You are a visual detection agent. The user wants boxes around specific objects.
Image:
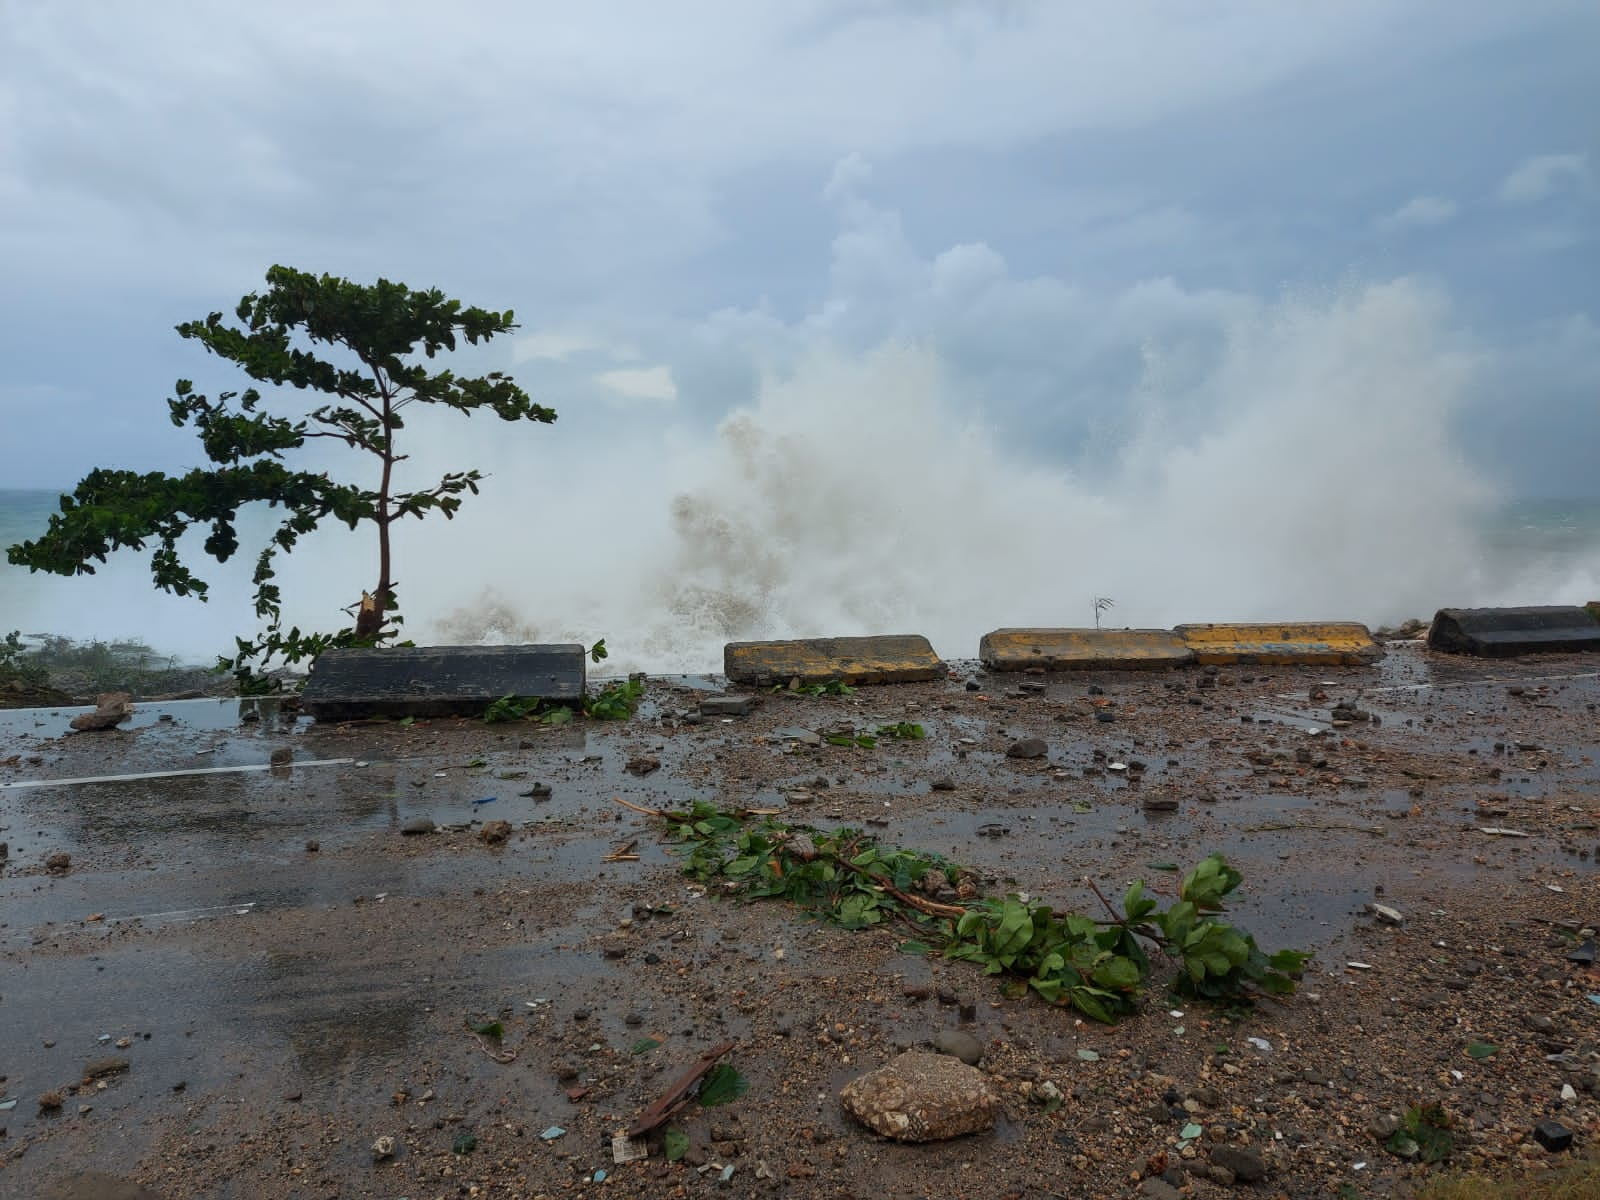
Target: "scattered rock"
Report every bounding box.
[304,839,319,852]
[400,817,435,836]
[478,820,512,845]
[1142,796,1180,813]
[38,1090,63,1112]
[1369,1112,1402,1140]
[1138,1180,1182,1200]
[371,1134,396,1160]
[83,1056,130,1080]
[930,777,956,792]
[1005,738,1048,760]
[1535,1120,1573,1153]
[625,755,661,776]
[269,746,293,766]
[1210,1144,1266,1182]
[70,692,133,732]
[839,1051,999,1142]
[701,695,756,717]
[932,1029,983,1066]
[45,851,71,873]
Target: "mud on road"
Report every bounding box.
[1,643,1598,1199]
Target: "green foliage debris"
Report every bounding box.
[653,801,1309,1023]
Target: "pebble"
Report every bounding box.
[1005,738,1048,759]
[932,1029,984,1066]
[1210,1145,1265,1182]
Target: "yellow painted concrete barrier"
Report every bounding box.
[979,628,1194,671]
[1174,622,1382,666]
[724,635,945,687]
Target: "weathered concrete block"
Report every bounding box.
[724,635,944,687]
[1427,607,1600,657]
[300,644,585,720]
[979,628,1193,671]
[1175,622,1382,666]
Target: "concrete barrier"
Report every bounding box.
[979,628,1194,671]
[301,644,586,719]
[1174,622,1382,666]
[1426,607,1600,657]
[724,635,944,687]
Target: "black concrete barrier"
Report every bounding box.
[300,644,586,719]
[1426,607,1600,657]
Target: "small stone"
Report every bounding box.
[478,820,512,844]
[1138,1180,1182,1200]
[1534,1120,1573,1153]
[38,1091,63,1112]
[1005,738,1048,760]
[83,1057,130,1080]
[1369,1112,1401,1140]
[700,695,755,717]
[45,851,71,873]
[1142,796,1180,812]
[372,1134,397,1160]
[400,817,435,835]
[930,778,956,792]
[838,1051,999,1142]
[625,756,661,776]
[932,1029,984,1066]
[269,746,293,766]
[305,840,320,852]
[1210,1145,1266,1182]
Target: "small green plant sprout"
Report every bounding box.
[1387,1102,1454,1164]
[773,678,856,697]
[483,677,644,724]
[876,722,925,740]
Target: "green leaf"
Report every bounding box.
[663,1126,689,1162]
[451,1131,477,1154]
[472,1021,503,1040]
[630,1037,662,1055]
[1465,1041,1498,1060]
[898,940,934,957]
[698,1064,749,1108]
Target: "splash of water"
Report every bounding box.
[7,280,1595,671]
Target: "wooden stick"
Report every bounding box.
[611,795,665,817]
[627,1040,737,1138]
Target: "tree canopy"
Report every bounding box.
[7,265,554,684]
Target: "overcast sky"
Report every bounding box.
[2,0,1596,496]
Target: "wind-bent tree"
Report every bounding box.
[7,266,555,685]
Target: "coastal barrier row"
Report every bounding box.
[299,607,1600,717]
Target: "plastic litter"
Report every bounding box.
[541,1126,566,1141]
[473,796,497,806]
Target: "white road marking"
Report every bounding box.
[0,757,358,790]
